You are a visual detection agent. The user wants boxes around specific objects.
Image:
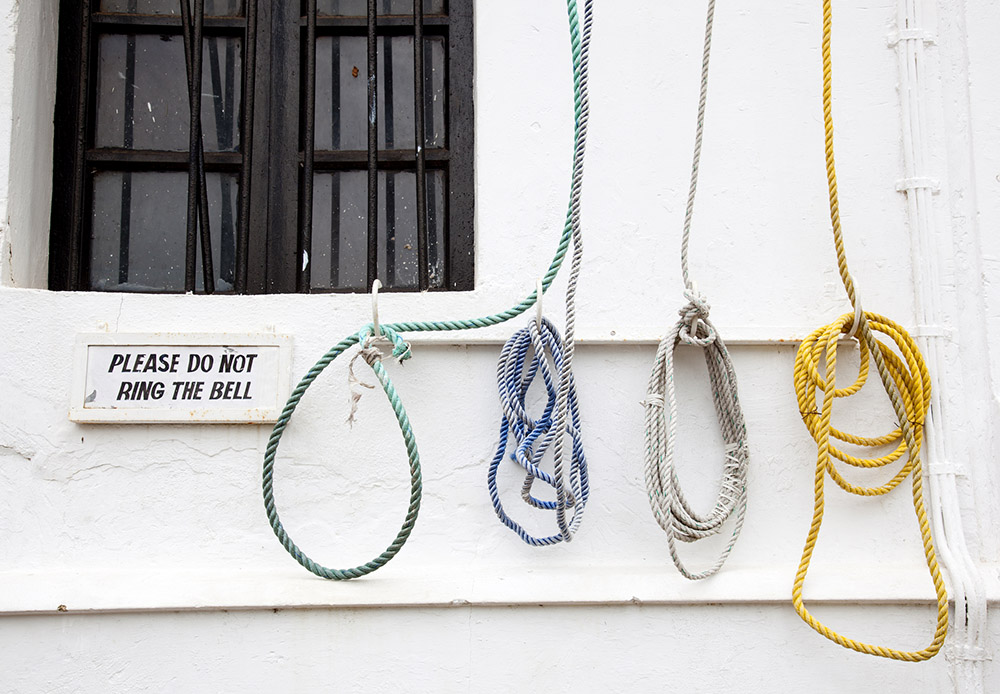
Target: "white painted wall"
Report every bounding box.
[0,0,997,691]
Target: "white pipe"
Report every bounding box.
[894,1,988,690]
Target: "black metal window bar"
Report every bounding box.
[299,0,472,293]
[49,0,472,294]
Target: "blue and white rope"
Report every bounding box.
[488,318,589,545]
[486,0,593,545]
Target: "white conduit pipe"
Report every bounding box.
[893,1,988,690]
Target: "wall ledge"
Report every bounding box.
[2,564,997,616]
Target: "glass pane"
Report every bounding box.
[310,170,444,290]
[195,173,240,292]
[315,1,445,16]
[95,34,243,152]
[310,171,368,290]
[376,170,445,289]
[89,171,238,292]
[420,37,446,149]
[90,171,187,291]
[314,37,367,151]
[314,35,445,151]
[100,0,246,17]
[425,169,446,288]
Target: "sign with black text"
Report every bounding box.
[71,334,292,423]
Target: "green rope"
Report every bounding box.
[262,0,593,579]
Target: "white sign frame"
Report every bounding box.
[70,333,293,424]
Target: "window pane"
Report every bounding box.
[100,0,246,17]
[421,37,447,149]
[310,170,444,290]
[314,35,445,151]
[95,34,243,152]
[310,171,368,290]
[315,1,445,16]
[377,170,445,289]
[424,169,446,288]
[195,173,240,292]
[90,171,238,292]
[90,172,187,291]
[314,37,366,152]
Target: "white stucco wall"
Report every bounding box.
[1,1,998,692]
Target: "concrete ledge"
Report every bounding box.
[3,564,997,615]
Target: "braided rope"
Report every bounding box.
[789,0,948,660]
[644,291,748,579]
[262,0,593,579]
[643,0,750,580]
[546,0,592,542]
[484,0,593,544]
[488,318,589,545]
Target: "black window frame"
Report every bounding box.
[48,0,475,294]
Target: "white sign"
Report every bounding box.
[70,334,292,423]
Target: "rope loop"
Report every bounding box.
[262,332,422,580]
[643,0,749,581]
[488,317,589,546]
[789,0,949,660]
[792,311,946,659]
[644,303,749,580]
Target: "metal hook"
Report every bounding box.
[536,278,544,329]
[847,301,863,340]
[371,279,382,338]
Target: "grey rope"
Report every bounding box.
[643,0,750,580]
[680,0,713,292]
[549,0,592,539]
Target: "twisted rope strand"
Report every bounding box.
[488,318,589,545]
[488,1,593,544]
[262,0,593,579]
[790,0,948,661]
[549,0,592,540]
[643,0,750,580]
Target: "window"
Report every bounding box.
[48,0,474,294]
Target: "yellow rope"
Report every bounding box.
[790,0,949,661]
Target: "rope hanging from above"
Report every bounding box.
[487,0,592,543]
[790,0,947,661]
[261,0,594,579]
[642,0,750,580]
[488,318,589,545]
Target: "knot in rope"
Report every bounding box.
[641,393,665,409]
[677,289,716,346]
[346,333,411,427]
[358,343,383,367]
[359,324,412,363]
[488,317,589,546]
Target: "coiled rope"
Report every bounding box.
[789,0,948,660]
[488,318,589,545]
[262,0,593,579]
[642,0,750,580]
